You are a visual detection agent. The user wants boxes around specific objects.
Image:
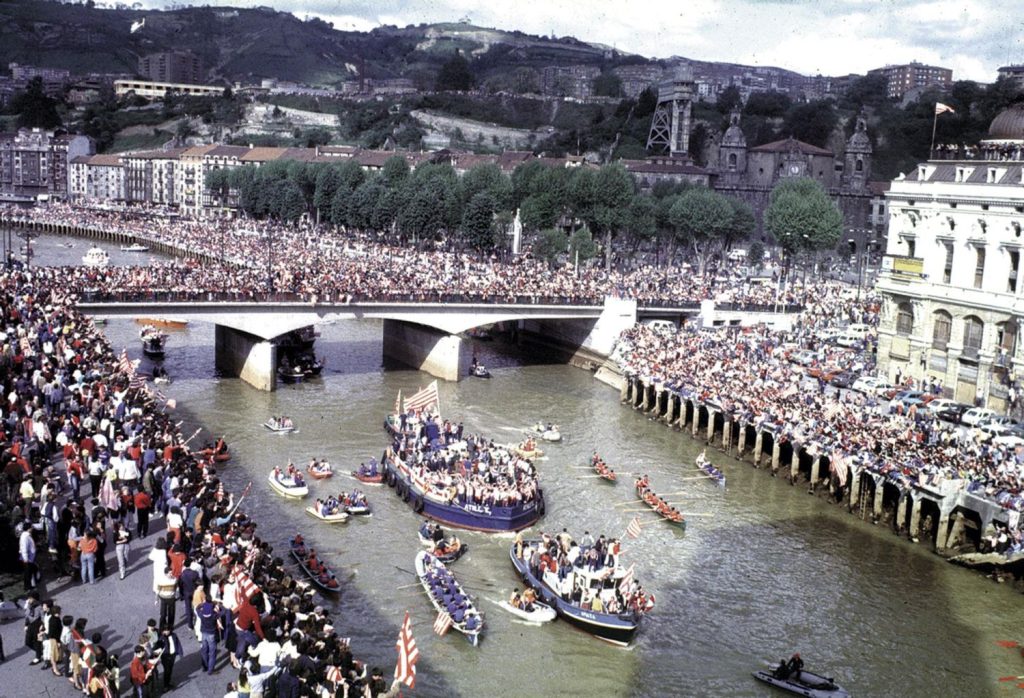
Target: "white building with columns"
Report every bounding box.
[875,103,1024,413]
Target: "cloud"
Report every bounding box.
[140,0,1011,81]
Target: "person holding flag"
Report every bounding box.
[931,102,956,154]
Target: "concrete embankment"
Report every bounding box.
[615,375,1012,567]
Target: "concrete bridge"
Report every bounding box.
[78,297,640,390]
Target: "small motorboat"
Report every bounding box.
[527,423,561,442]
[82,246,109,268]
[290,536,341,593]
[120,242,149,252]
[305,503,349,524]
[278,364,305,383]
[344,501,372,517]
[470,364,491,379]
[268,469,309,499]
[415,551,483,646]
[140,326,168,358]
[497,599,557,624]
[351,469,384,485]
[752,668,849,698]
[510,441,544,461]
[306,462,334,480]
[417,522,465,562]
[264,417,296,433]
[696,450,726,487]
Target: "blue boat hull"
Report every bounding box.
[382,458,544,533]
[508,544,639,646]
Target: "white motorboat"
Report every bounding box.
[82,246,109,268]
[120,242,149,252]
[268,471,308,499]
[497,599,557,624]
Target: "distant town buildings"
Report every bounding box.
[997,65,1024,92]
[115,79,226,100]
[875,103,1024,413]
[138,51,204,84]
[0,128,93,201]
[8,63,70,84]
[867,62,952,99]
[541,65,600,100]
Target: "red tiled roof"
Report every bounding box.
[749,137,833,156]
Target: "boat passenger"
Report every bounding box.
[773,659,790,679]
[509,589,521,608]
[786,653,803,677]
[465,614,479,631]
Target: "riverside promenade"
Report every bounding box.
[1,514,233,698]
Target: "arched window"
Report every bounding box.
[855,158,863,172]
[896,303,914,336]
[728,153,737,170]
[963,316,984,358]
[932,310,952,350]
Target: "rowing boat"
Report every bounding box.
[306,465,334,480]
[268,471,308,499]
[695,451,726,487]
[264,419,296,433]
[752,669,850,698]
[634,480,686,529]
[351,470,383,485]
[305,505,349,524]
[415,550,483,646]
[289,536,341,593]
[134,317,188,330]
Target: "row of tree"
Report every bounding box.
[206,155,842,268]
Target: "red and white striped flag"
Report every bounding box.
[130,374,147,390]
[433,609,453,637]
[405,381,439,413]
[626,516,643,540]
[935,102,955,115]
[394,611,419,689]
[830,453,849,488]
[118,349,135,376]
[617,563,635,595]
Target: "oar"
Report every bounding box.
[677,512,715,517]
[577,475,611,480]
[997,640,1020,648]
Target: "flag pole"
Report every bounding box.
[930,109,939,159]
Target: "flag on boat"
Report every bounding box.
[935,102,955,115]
[830,453,849,487]
[617,563,635,595]
[394,610,419,689]
[394,389,402,414]
[433,610,453,637]
[405,381,439,413]
[626,516,643,540]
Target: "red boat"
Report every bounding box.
[306,461,334,480]
[592,455,617,483]
[351,470,383,485]
[633,478,686,529]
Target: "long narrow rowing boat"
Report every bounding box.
[415,551,483,646]
[289,536,341,593]
[634,480,686,529]
[695,452,726,487]
[134,317,188,330]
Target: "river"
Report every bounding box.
[19,232,1024,697]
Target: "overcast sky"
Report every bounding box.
[142,0,1022,82]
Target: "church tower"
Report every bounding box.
[842,115,872,191]
[717,109,747,184]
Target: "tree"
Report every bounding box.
[272,179,306,223]
[765,177,843,258]
[313,165,344,220]
[329,186,352,226]
[743,91,791,118]
[590,164,636,271]
[747,241,765,269]
[533,228,568,266]
[783,100,837,147]
[688,122,711,166]
[206,168,233,210]
[12,77,62,129]
[461,191,500,252]
[511,160,548,207]
[381,156,410,188]
[568,226,599,265]
[668,187,735,274]
[435,51,474,92]
[348,180,383,230]
[626,194,657,251]
[715,85,742,114]
[725,197,756,249]
[519,193,558,232]
[460,163,511,210]
[593,72,623,98]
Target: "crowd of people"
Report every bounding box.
[613,282,1024,549]
[1,268,400,696]
[1,203,800,308]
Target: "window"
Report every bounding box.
[728,153,737,170]
[963,316,984,358]
[997,321,1017,354]
[855,159,863,172]
[906,238,916,257]
[896,303,914,336]
[932,311,952,350]
[1010,250,1020,293]
[943,242,954,283]
[975,247,986,289]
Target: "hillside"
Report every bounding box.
[0,1,633,88]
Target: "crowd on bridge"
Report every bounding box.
[0,267,400,696]
[2,203,801,308]
[613,283,1024,550]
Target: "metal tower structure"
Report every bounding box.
[646,67,695,156]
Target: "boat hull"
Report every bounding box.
[351,471,383,485]
[289,539,340,593]
[508,545,639,646]
[268,473,308,499]
[414,551,482,646]
[497,600,556,623]
[383,458,543,533]
[752,670,849,698]
[305,466,333,480]
[305,506,348,524]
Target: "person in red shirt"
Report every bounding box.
[134,489,152,538]
[129,645,159,697]
[167,543,186,579]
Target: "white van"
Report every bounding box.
[836,323,871,347]
[642,319,677,335]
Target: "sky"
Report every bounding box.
[142,0,1023,82]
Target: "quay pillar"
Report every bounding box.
[639,382,650,411]
[872,476,885,521]
[943,512,966,551]
[753,431,764,467]
[215,324,277,392]
[691,403,700,437]
[381,319,471,382]
[896,493,909,535]
[908,496,922,541]
[650,388,664,416]
[848,470,861,512]
[706,409,716,443]
[620,377,629,404]
[771,439,781,474]
[722,419,732,453]
[810,455,824,491]
[663,393,677,425]
[737,422,748,457]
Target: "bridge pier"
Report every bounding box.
[382,319,471,382]
[215,324,277,391]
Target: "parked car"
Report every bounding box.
[962,407,998,427]
[926,398,960,414]
[888,390,929,410]
[851,376,883,393]
[829,370,855,389]
[978,415,1019,437]
[815,328,844,344]
[790,349,818,366]
[993,426,1024,447]
[936,403,972,424]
